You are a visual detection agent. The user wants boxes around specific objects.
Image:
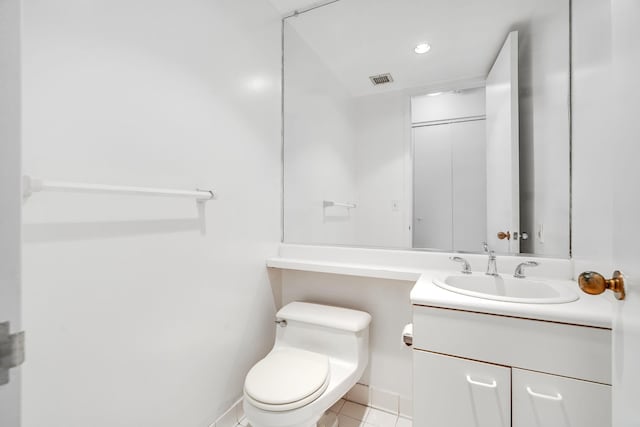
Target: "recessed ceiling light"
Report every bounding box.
[414,43,431,54]
[427,92,443,97]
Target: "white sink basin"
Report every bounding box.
[433,273,579,304]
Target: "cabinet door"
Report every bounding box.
[513,368,611,427]
[414,350,511,427]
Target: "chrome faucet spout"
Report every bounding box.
[486,251,499,276]
[481,242,499,276]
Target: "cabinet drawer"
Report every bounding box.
[513,368,611,427]
[413,305,611,384]
[414,350,511,427]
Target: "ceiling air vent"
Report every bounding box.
[369,73,394,86]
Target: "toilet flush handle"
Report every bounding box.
[275,319,288,327]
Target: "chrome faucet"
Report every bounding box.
[450,256,471,274]
[482,242,499,276]
[514,261,539,278]
[486,252,498,276]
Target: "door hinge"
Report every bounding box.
[0,322,25,386]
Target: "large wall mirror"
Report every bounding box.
[283,0,570,257]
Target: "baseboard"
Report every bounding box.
[210,397,245,427]
[345,383,412,419]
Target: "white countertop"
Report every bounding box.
[268,244,612,329]
[410,270,613,329]
[266,257,422,281]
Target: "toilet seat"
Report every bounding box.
[244,348,331,412]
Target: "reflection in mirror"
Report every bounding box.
[283,0,570,257]
[412,88,488,253]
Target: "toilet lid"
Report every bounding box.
[244,348,330,411]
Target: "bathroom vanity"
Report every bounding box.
[411,272,612,427]
[267,244,614,425]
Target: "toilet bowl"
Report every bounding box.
[243,302,372,427]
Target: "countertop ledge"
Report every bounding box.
[267,256,613,329]
[266,257,422,281]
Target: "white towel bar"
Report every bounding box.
[323,200,356,209]
[22,176,215,202]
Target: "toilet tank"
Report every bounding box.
[274,302,371,367]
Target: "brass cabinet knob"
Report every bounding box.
[497,231,511,240]
[578,270,626,300]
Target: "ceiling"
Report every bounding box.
[280,0,567,97]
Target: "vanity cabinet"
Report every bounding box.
[412,305,612,427]
[414,350,511,427]
[512,368,611,427]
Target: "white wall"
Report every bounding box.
[353,92,411,248]
[283,22,357,246]
[20,1,282,426]
[0,0,22,425]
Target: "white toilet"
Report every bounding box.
[243,302,372,427]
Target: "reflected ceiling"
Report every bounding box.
[280,0,554,96]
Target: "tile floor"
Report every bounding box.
[236,399,412,427]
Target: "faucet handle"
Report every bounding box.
[482,241,489,253]
[450,256,472,274]
[514,261,539,278]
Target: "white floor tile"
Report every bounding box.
[329,398,346,413]
[235,398,406,427]
[346,383,370,406]
[395,416,412,427]
[365,408,397,427]
[318,411,338,427]
[338,414,373,427]
[340,401,370,421]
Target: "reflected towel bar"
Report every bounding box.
[22,176,215,202]
[323,200,356,209]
